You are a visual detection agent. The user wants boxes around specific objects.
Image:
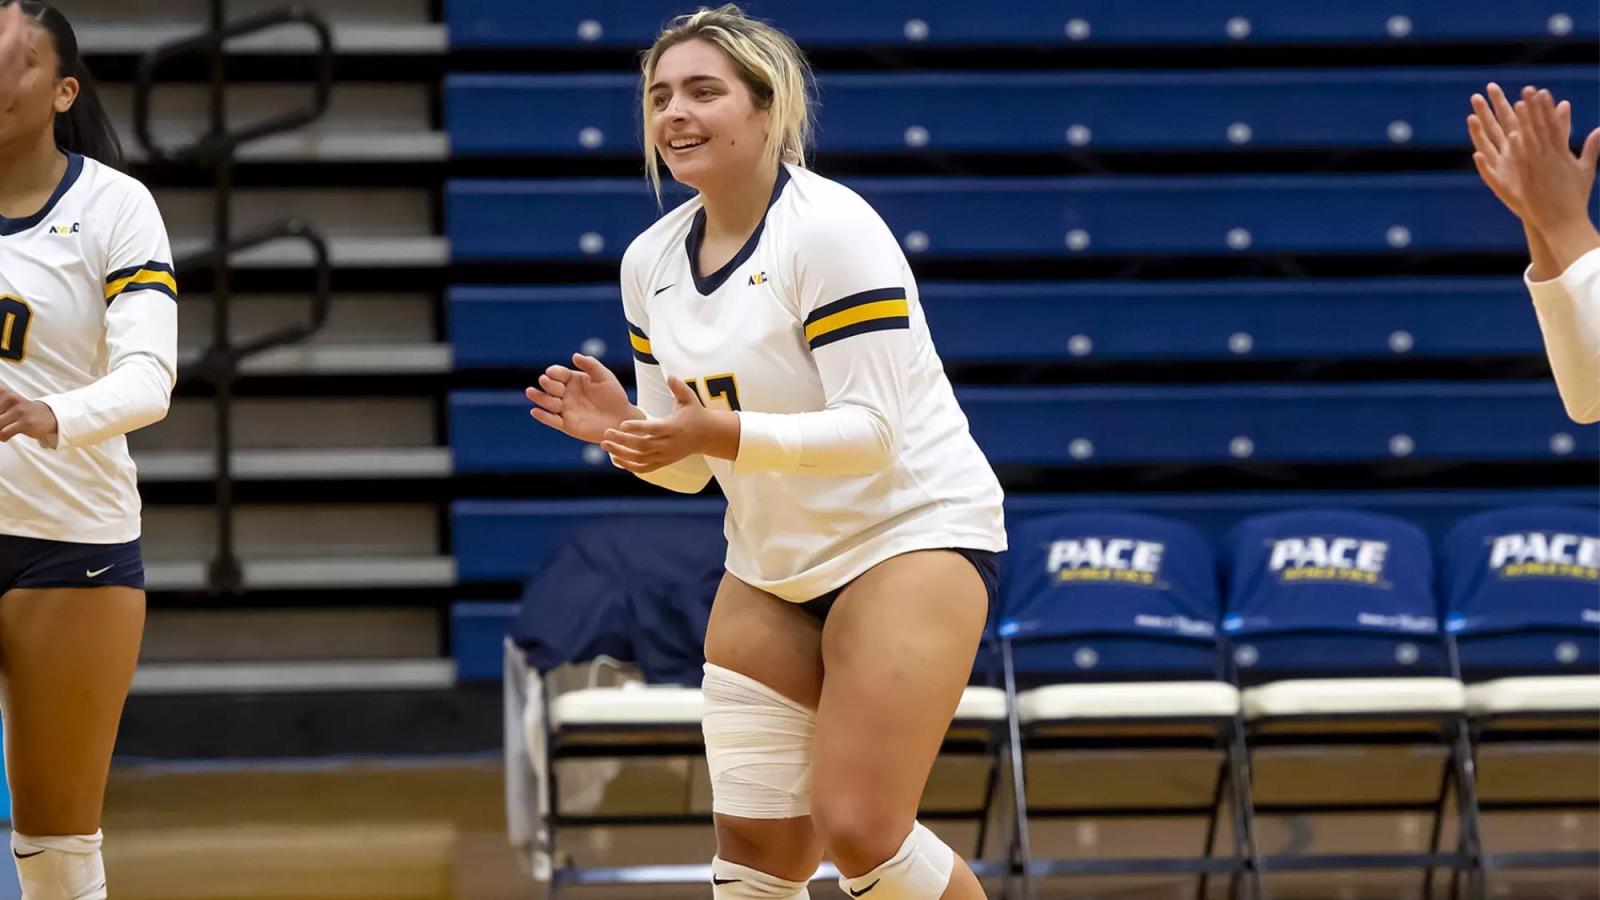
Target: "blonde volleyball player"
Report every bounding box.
[1467,83,1600,423]
[0,4,178,897]
[526,6,1004,898]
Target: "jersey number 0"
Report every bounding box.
[0,296,31,364]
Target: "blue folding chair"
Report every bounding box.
[998,512,1260,899]
[1441,506,1600,878]
[1222,510,1483,898]
[1444,506,1600,685]
[504,516,724,896]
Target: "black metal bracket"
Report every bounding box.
[133,1,336,596]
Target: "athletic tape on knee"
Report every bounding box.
[711,855,812,899]
[701,662,815,819]
[11,830,108,900]
[837,822,954,900]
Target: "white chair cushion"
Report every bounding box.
[549,684,705,729]
[1019,681,1240,723]
[1242,677,1464,720]
[1465,675,1600,716]
[954,686,1007,721]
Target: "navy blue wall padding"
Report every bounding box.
[1222,510,1437,638]
[449,0,1597,48]
[447,279,1545,369]
[446,174,1521,262]
[447,68,1595,156]
[512,516,725,685]
[1441,506,1600,636]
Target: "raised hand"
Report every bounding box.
[1507,88,1600,235]
[1468,83,1540,219]
[602,376,710,473]
[525,353,638,444]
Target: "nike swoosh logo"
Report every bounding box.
[13,849,43,859]
[711,877,739,885]
[86,565,113,578]
[654,284,676,295]
[849,880,881,897]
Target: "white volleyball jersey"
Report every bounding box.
[619,164,1006,603]
[0,152,178,544]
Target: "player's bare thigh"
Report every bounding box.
[0,585,145,836]
[704,571,824,708]
[812,550,989,892]
[703,572,827,881]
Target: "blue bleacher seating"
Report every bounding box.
[1222,510,1445,679]
[450,381,1590,472]
[448,0,1597,48]
[1000,513,1222,682]
[453,601,519,681]
[1442,506,1600,681]
[447,68,1596,156]
[449,278,1546,368]
[452,491,1600,583]
[447,174,1520,261]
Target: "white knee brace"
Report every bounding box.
[11,830,107,900]
[837,822,954,900]
[701,662,815,820]
[711,855,812,899]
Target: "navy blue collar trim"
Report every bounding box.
[0,152,84,238]
[684,165,791,296]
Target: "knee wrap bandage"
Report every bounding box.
[701,662,816,820]
[837,822,954,900]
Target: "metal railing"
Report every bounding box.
[133,1,336,595]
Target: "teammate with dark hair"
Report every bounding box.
[0,3,178,896]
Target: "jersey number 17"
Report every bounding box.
[685,374,741,411]
[0,296,31,364]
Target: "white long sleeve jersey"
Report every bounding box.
[0,152,178,543]
[1526,248,1600,425]
[619,164,1006,602]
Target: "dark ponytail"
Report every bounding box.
[21,2,123,169]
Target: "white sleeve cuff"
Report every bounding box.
[1527,248,1600,308]
[35,393,80,449]
[734,411,805,472]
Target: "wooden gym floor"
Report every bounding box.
[75,755,1598,900]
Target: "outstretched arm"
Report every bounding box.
[1497,88,1600,424]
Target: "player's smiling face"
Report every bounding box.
[647,38,771,192]
[0,23,78,154]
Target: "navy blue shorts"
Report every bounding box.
[799,548,1001,623]
[0,534,146,594]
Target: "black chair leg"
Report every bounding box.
[1421,751,1453,899]
[1196,754,1229,900]
[1000,641,1034,900]
[1226,719,1265,900]
[1450,717,1487,900]
[975,732,1003,861]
